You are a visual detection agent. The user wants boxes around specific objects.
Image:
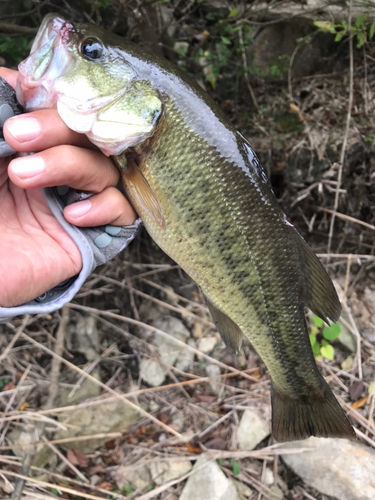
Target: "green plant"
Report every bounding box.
[123,484,133,495]
[0,36,31,63]
[309,316,341,361]
[314,14,375,48]
[230,458,241,475]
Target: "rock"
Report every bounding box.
[179,453,240,500]
[175,338,195,372]
[59,368,102,407]
[332,282,356,352]
[140,358,166,387]
[7,427,52,468]
[282,437,375,500]
[362,328,375,344]
[113,463,151,491]
[237,410,270,450]
[171,410,185,431]
[197,336,217,354]
[232,479,253,499]
[153,316,190,366]
[269,485,283,499]
[206,364,221,395]
[149,459,192,485]
[263,468,274,486]
[56,399,141,453]
[337,316,357,353]
[341,355,353,371]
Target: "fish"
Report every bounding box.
[17,14,355,441]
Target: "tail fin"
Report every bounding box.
[271,380,355,442]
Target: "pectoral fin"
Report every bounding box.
[121,157,166,230]
[204,295,243,353]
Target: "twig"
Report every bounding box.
[0,315,29,364]
[47,442,88,483]
[320,207,375,232]
[239,27,258,109]
[19,332,184,439]
[10,309,69,500]
[0,432,123,451]
[1,471,126,500]
[66,303,260,383]
[0,22,37,34]
[327,0,354,256]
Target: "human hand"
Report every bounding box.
[0,67,137,308]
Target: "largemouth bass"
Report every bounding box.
[17,14,354,441]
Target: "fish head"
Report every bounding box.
[17,14,163,155]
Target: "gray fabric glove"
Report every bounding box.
[0,76,141,320]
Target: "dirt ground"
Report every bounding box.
[1,1,375,499]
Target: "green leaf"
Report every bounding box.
[230,458,241,475]
[335,31,346,42]
[356,32,367,48]
[312,316,324,328]
[309,334,317,346]
[218,459,224,466]
[221,36,231,45]
[370,20,375,39]
[355,14,368,28]
[341,20,348,30]
[228,8,239,18]
[0,378,10,389]
[123,484,133,495]
[322,323,341,341]
[320,343,334,360]
[50,489,59,496]
[312,341,321,358]
[314,21,335,33]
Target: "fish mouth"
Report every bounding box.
[17,14,73,109]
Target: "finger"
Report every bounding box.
[0,68,18,89]
[64,187,137,227]
[4,109,95,152]
[8,145,120,192]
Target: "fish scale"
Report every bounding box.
[17,14,355,441]
[135,101,321,395]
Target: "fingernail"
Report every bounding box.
[11,155,45,178]
[65,200,92,218]
[6,116,41,143]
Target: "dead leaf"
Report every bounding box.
[349,381,364,402]
[105,440,116,450]
[184,443,201,454]
[351,396,368,409]
[158,413,169,424]
[196,394,217,403]
[289,103,300,114]
[203,437,226,450]
[3,382,15,392]
[19,403,29,411]
[98,482,113,491]
[66,449,88,467]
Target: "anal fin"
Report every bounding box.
[204,295,243,353]
[289,226,341,323]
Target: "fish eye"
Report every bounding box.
[80,38,103,61]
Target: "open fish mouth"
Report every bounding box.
[17,14,73,110]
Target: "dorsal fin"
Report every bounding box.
[288,225,341,323]
[204,294,243,353]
